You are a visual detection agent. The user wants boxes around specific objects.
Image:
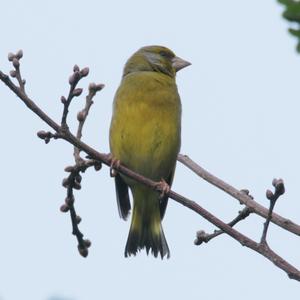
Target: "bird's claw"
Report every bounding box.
[109,154,121,177]
[156,179,170,199]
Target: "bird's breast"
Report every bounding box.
[110,72,181,181]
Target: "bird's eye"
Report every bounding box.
[160,51,169,58]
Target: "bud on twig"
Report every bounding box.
[62,178,69,188]
[77,111,85,122]
[9,70,16,78]
[194,230,209,245]
[84,239,92,248]
[75,174,82,183]
[12,58,20,68]
[73,181,81,190]
[16,49,23,59]
[61,96,67,104]
[275,178,285,196]
[72,88,83,97]
[266,189,274,200]
[89,82,105,93]
[73,64,80,72]
[272,178,278,187]
[37,130,48,139]
[78,245,88,258]
[64,165,75,172]
[94,162,102,171]
[8,52,15,61]
[80,67,89,77]
[60,204,69,213]
[69,71,80,85]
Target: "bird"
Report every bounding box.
[109,45,190,258]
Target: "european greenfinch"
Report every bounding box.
[109,45,190,258]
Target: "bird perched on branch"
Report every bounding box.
[109,45,190,258]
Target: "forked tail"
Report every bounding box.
[124,188,170,258]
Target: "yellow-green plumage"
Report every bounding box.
[109,45,190,258]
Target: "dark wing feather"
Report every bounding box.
[115,173,131,220]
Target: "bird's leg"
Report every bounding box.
[107,153,121,177]
[155,178,170,199]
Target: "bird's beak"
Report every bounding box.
[172,56,191,72]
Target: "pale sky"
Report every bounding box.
[1,0,300,299]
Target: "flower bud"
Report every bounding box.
[73,181,81,190]
[275,179,285,196]
[37,130,48,139]
[89,82,105,92]
[16,50,23,59]
[266,189,274,200]
[12,58,20,68]
[78,245,88,258]
[64,165,75,172]
[80,67,89,77]
[62,178,69,188]
[69,71,80,85]
[73,64,80,72]
[8,52,15,61]
[61,96,67,104]
[60,204,69,213]
[272,178,278,187]
[84,239,92,248]
[75,174,82,183]
[77,111,85,122]
[72,88,83,97]
[9,70,16,78]
[94,162,102,171]
[76,215,82,224]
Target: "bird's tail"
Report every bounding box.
[125,187,170,259]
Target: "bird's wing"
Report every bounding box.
[159,167,175,220]
[115,173,131,220]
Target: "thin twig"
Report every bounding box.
[8,50,25,92]
[37,130,62,144]
[59,65,104,256]
[195,207,252,245]
[170,189,300,281]
[61,65,89,127]
[74,82,104,163]
[61,160,100,257]
[177,154,300,236]
[261,178,285,244]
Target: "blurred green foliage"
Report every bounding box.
[278,0,300,51]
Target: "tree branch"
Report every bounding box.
[1,51,300,281]
[177,154,300,236]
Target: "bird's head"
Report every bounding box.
[123,45,191,78]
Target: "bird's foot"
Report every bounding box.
[155,179,170,199]
[108,154,121,177]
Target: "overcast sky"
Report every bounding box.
[1,0,300,299]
